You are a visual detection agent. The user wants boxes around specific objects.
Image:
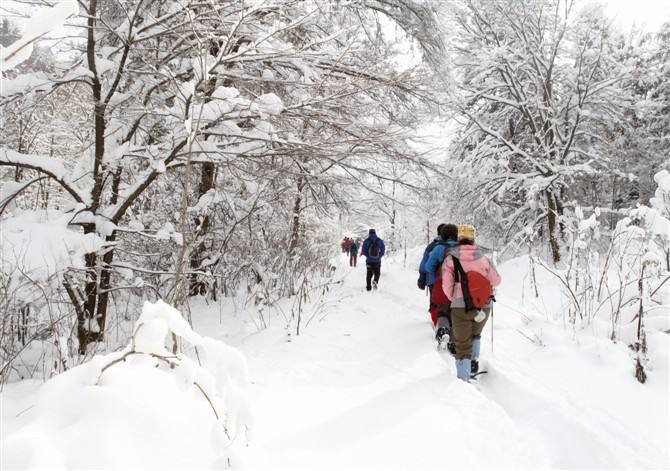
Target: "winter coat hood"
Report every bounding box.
[448,244,486,262]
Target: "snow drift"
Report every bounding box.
[1,300,252,469]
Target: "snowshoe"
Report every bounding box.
[470,370,488,380]
[471,359,479,374]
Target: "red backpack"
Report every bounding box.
[453,257,493,310]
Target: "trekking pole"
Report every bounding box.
[490,303,494,353]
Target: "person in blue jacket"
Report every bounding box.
[417,223,446,291]
[425,223,459,348]
[425,224,459,287]
[361,229,385,291]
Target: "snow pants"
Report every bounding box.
[428,301,451,328]
[429,274,451,327]
[350,253,357,267]
[365,262,381,290]
[450,307,490,359]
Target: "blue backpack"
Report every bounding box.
[417,240,448,290]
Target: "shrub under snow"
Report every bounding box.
[1,300,252,469]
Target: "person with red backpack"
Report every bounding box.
[441,224,501,381]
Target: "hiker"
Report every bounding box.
[417,223,445,293]
[425,224,459,351]
[361,229,385,291]
[342,237,351,254]
[348,239,359,267]
[442,224,501,381]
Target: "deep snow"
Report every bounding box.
[202,251,669,469]
[1,250,668,469]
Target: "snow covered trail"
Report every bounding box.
[2,251,666,469]
[195,252,668,469]
[221,254,544,469]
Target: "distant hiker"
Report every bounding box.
[442,224,501,381]
[342,237,351,254]
[361,229,385,291]
[348,240,359,267]
[426,224,459,351]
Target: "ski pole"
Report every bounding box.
[490,303,494,353]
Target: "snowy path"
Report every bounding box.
[2,252,666,469]
[205,254,668,469]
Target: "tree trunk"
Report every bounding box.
[189,162,216,296]
[545,189,561,264]
[74,0,110,354]
[288,176,305,254]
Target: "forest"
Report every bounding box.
[0,0,668,469]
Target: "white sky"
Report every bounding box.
[604,0,670,31]
[2,0,669,37]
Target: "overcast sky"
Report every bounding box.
[1,0,669,43]
[605,0,670,31]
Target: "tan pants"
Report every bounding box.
[450,307,490,359]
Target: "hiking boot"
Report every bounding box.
[447,342,456,355]
[471,359,479,374]
[372,281,378,290]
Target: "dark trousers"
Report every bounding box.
[366,262,381,290]
[349,254,357,267]
[451,307,490,359]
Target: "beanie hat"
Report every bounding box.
[369,228,376,235]
[458,224,476,242]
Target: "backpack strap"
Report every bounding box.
[452,256,476,311]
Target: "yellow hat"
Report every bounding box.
[458,224,476,242]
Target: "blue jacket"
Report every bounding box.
[419,237,443,275]
[361,234,385,263]
[425,239,458,286]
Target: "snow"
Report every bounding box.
[0,210,107,282]
[256,93,284,116]
[1,300,251,469]
[0,1,78,72]
[213,86,240,100]
[1,149,69,182]
[0,149,87,203]
[192,251,666,469]
[1,252,667,469]
[0,180,24,214]
[655,169,670,193]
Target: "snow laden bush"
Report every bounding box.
[531,170,670,383]
[1,300,252,469]
[0,208,107,383]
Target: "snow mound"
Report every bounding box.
[1,300,252,469]
[256,93,284,115]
